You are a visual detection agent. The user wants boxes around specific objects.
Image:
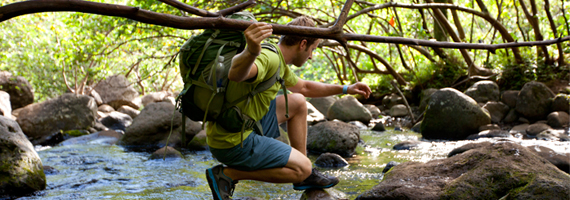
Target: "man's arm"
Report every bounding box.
[228,23,273,82]
[288,78,372,99]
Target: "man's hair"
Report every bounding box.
[279,16,318,49]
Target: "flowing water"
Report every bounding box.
[17,128,570,200]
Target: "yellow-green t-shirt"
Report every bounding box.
[206,44,299,149]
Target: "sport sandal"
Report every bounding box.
[293,168,339,190]
[206,164,238,200]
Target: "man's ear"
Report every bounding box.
[299,39,307,51]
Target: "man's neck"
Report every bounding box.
[278,43,295,65]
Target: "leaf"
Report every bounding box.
[389,16,395,27]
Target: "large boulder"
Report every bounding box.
[307,121,360,157]
[420,88,491,140]
[527,145,570,174]
[0,71,34,110]
[99,111,133,132]
[501,90,519,108]
[16,93,97,145]
[308,96,338,117]
[0,91,11,119]
[482,101,510,123]
[516,81,555,121]
[0,116,46,198]
[363,104,381,118]
[327,96,372,125]
[117,105,140,119]
[141,91,173,107]
[464,80,500,103]
[356,142,570,200]
[118,102,201,151]
[93,75,139,110]
[389,104,408,117]
[419,88,438,112]
[547,111,569,129]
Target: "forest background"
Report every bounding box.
[1,0,568,104]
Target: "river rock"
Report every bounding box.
[356,142,570,200]
[509,123,529,135]
[420,88,491,140]
[149,146,183,160]
[527,145,570,174]
[389,104,408,117]
[300,188,348,200]
[478,124,500,132]
[119,102,201,151]
[59,130,123,146]
[117,105,140,119]
[526,123,552,136]
[364,104,381,118]
[551,94,569,112]
[0,71,34,110]
[0,116,46,198]
[306,101,325,125]
[16,93,97,145]
[93,75,139,110]
[327,96,372,125]
[382,93,405,109]
[501,90,519,108]
[187,130,207,150]
[482,101,510,123]
[466,129,512,140]
[382,161,400,173]
[516,81,555,121]
[99,111,133,132]
[314,153,349,168]
[88,88,103,106]
[141,91,173,107]
[372,122,386,132]
[536,129,569,141]
[411,121,421,133]
[393,140,423,150]
[308,96,338,117]
[547,111,569,128]
[97,104,115,113]
[464,80,500,103]
[503,109,519,123]
[0,91,11,119]
[419,88,438,112]
[307,121,360,157]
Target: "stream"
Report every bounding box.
[17,128,570,200]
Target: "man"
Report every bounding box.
[206,16,371,200]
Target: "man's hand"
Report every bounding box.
[243,22,273,56]
[347,82,372,99]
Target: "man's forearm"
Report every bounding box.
[298,80,344,98]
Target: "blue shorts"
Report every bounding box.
[209,99,292,171]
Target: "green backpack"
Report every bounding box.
[176,11,289,143]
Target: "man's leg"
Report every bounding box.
[275,93,308,155]
[223,147,311,183]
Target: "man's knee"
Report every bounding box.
[296,156,312,182]
[288,93,307,113]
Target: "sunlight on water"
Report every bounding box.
[18,128,570,200]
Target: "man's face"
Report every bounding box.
[292,39,320,67]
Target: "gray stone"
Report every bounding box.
[59,130,123,146]
[314,152,349,168]
[516,81,555,120]
[89,89,103,106]
[99,111,133,132]
[349,121,368,129]
[187,130,207,151]
[306,101,325,125]
[527,145,570,174]
[536,129,569,141]
[526,123,552,136]
[307,121,360,157]
[482,101,510,123]
[501,90,519,108]
[389,104,408,117]
[364,104,381,118]
[327,96,372,125]
[382,93,405,109]
[119,102,201,150]
[393,140,423,150]
[93,75,139,110]
[466,129,512,140]
[16,94,97,145]
[97,104,115,113]
[356,142,570,200]
[551,94,570,113]
[464,80,500,103]
[0,71,34,110]
[141,91,172,107]
[117,105,140,119]
[372,122,386,132]
[149,146,183,160]
[547,111,569,128]
[308,96,338,117]
[0,116,46,197]
[300,188,348,200]
[478,124,500,132]
[411,121,421,133]
[382,161,400,173]
[420,88,491,140]
[0,91,11,119]
[509,123,529,135]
